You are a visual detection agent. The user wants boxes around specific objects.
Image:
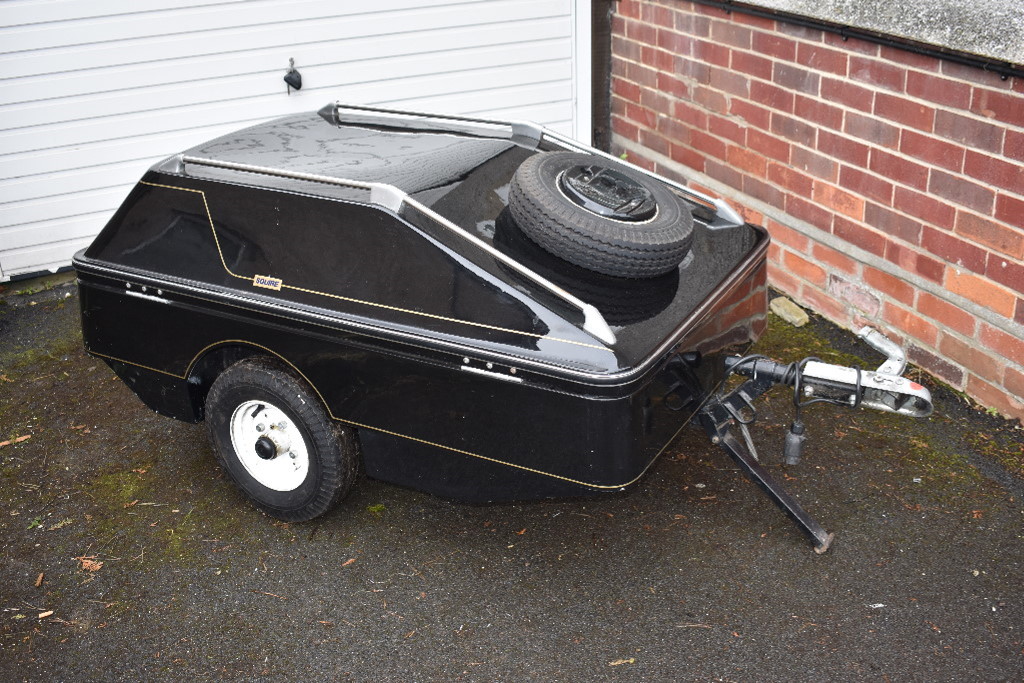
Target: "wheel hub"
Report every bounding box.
[254,435,277,460]
[228,400,309,492]
[559,165,657,222]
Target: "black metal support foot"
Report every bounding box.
[699,399,834,553]
[711,423,833,553]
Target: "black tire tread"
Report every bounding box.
[205,357,358,522]
[508,152,694,278]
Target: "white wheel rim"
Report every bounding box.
[228,400,310,492]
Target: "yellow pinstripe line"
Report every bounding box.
[139,180,604,350]
[334,417,660,490]
[90,350,186,379]
[280,282,588,347]
[93,340,662,491]
[141,181,248,281]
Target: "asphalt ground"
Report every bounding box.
[1,276,1022,681]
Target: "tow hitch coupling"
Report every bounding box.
[699,327,933,554]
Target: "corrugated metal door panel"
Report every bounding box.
[3,215,110,253]
[5,162,161,207]
[0,0,588,280]
[0,0,249,26]
[1,59,572,172]
[0,0,567,79]
[0,18,570,106]
[0,122,263,180]
[0,0,495,53]
[4,188,135,229]
[2,238,96,275]
[2,41,573,131]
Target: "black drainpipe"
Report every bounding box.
[591,0,616,151]
[693,0,1023,81]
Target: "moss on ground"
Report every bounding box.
[754,311,871,369]
[747,309,1011,495]
[86,462,241,569]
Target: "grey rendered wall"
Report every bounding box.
[747,0,1024,65]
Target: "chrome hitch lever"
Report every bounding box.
[800,360,934,418]
[857,326,906,375]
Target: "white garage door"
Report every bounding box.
[0,0,591,280]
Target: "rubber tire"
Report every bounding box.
[492,208,679,326]
[205,357,358,521]
[508,151,694,279]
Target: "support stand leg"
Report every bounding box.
[700,413,834,554]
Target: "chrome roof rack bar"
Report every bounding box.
[318,102,744,227]
[179,154,616,346]
[318,102,544,148]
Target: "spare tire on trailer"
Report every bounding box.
[508,151,694,279]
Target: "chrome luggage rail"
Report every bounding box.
[319,102,746,227]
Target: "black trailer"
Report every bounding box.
[74,104,932,552]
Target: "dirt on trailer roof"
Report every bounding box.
[1,276,1021,680]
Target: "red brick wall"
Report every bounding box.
[610,0,1024,420]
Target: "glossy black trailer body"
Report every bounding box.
[74,109,768,503]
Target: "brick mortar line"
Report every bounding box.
[613,88,965,176]
[611,98,1024,245]
[612,57,1024,153]
[613,134,1024,343]
[615,23,1024,136]
[611,108,1024,252]
[771,238,1023,373]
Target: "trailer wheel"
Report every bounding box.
[205,357,358,521]
[508,151,694,279]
